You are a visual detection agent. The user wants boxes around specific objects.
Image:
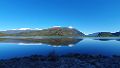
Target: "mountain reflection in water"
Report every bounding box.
[94,39,111,41]
[1,37,120,59]
[0,37,82,46]
[94,38,120,41]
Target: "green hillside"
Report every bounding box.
[15,27,85,36]
[97,32,113,37]
[0,32,6,36]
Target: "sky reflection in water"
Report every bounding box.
[0,37,120,59]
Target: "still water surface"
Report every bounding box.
[0,37,120,59]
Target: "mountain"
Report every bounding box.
[14,27,85,36]
[88,32,113,37]
[97,32,113,37]
[88,32,120,37]
[0,32,6,36]
[1,27,120,37]
[87,32,100,37]
[0,28,42,34]
[112,32,120,37]
[0,30,39,34]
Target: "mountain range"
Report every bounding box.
[88,32,120,37]
[0,27,84,36]
[0,27,120,37]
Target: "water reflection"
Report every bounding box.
[94,39,112,41]
[94,38,120,41]
[116,39,120,41]
[0,38,82,46]
[1,37,120,59]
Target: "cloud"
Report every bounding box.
[11,28,43,30]
[11,28,32,30]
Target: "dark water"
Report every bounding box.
[0,37,120,59]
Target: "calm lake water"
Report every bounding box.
[0,37,120,59]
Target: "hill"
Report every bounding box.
[88,31,120,37]
[0,30,39,34]
[0,32,6,36]
[88,32,113,37]
[112,32,120,37]
[97,32,113,37]
[14,27,85,36]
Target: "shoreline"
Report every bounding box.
[0,53,120,68]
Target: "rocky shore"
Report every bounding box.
[0,53,120,68]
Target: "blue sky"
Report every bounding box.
[0,0,120,34]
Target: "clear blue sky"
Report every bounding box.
[0,0,120,34]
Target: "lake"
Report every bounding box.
[0,37,120,59]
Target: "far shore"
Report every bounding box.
[0,36,120,38]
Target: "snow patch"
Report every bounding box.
[53,26,61,27]
[68,26,73,29]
